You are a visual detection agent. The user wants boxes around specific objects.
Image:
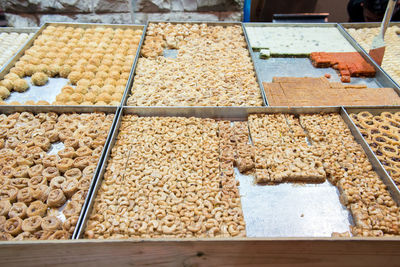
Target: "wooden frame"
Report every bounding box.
[1,238,400,266]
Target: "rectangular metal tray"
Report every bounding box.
[340,22,400,90]
[243,23,400,103]
[121,21,268,107]
[76,106,400,239]
[344,106,400,202]
[0,105,118,240]
[0,22,145,107]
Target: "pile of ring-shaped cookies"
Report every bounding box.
[127,23,263,106]
[0,25,142,105]
[350,111,400,189]
[85,115,246,239]
[0,112,113,240]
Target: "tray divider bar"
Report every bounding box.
[72,106,122,239]
[241,23,268,106]
[75,106,125,238]
[120,23,147,107]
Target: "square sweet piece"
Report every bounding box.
[236,157,255,173]
[255,169,270,183]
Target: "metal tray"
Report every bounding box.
[121,21,268,107]
[0,105,118,240]
[243,23,400,101]
[340,22,400,90]
[76,106,400,238]
[344,106,400,203]
[0,22,145,107]
[0,27,38,72]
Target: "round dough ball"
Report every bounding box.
[111,92,123,102]
[76,79,90,88]
[89,85,101,95]
[116,79,127,87]
[67,71,81,85]
[48,64,60,77]
[84,92,97,103]
[120,72,130,80]
[14,61,25,69]
[4,73,19,81]
[13,79,29,92]
[41,58,52,66]
[85,64,98,73]
[101,59,113,67]
[115,85,125,94]
[94,101,107,106]
[75,85,88,95]
[28,57,40,65]
[0,80,13,91]
[61,85,74,94]
[36,64,50,75]
[97,65,109,73]
[104,78,116,86]
[96,93,112,104]
[23,64,38,76]
[102,85,115,95]
[109,100,120,106]
[55,92,70,103]
[24,100,35,105]
[81,72,95,81]
[0,86,10,99]
[31,72,49,86]
[10,67,25,78]
[36,100,50,105]
[59,65,72,78]
[70,93,84,104]
[8,101,21,105]
[89,78,104,87]
[95,71,108,80]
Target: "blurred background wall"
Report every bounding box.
[1,0,349,26]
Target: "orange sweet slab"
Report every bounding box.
[310,52,376,83]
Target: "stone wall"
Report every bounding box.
[1,0,242,27]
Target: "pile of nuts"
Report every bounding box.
[85,115,246,239]
[0,25,143,105]
[346,26,400,85]
[300,113,400,236]
[127,23,263,106]
[246,112,400,236]
[0,112,113,240]
[249,114,326,184]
